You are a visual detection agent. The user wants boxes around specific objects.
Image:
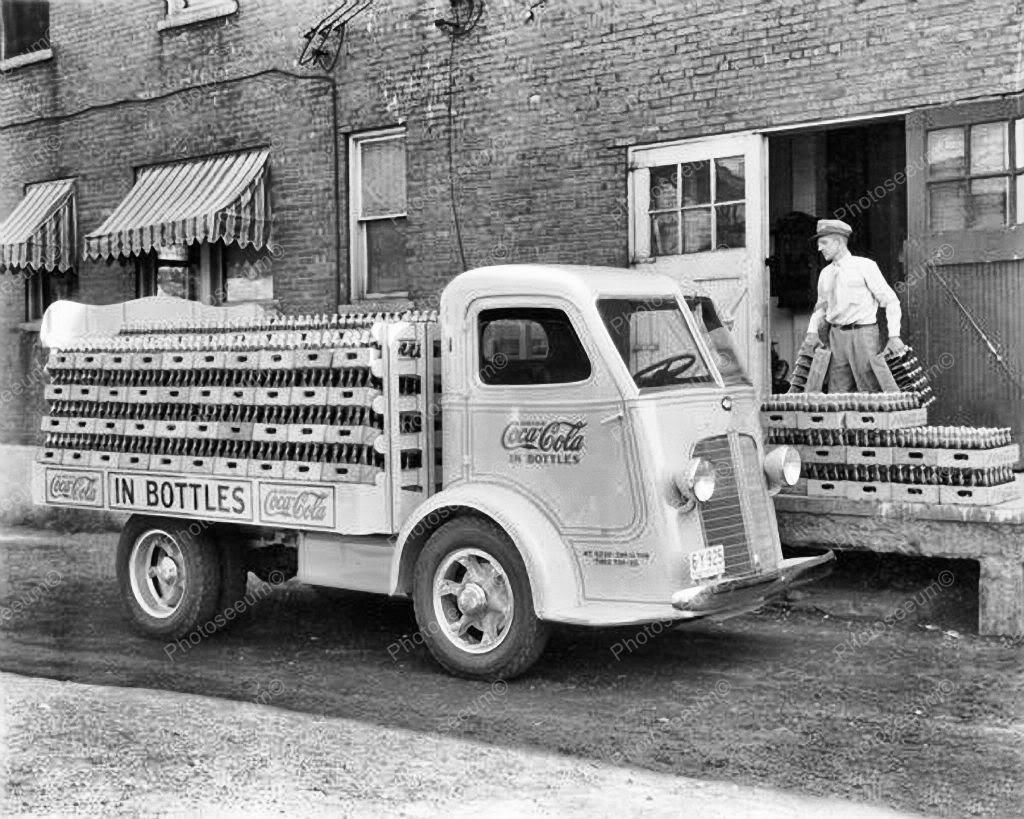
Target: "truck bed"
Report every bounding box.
[33,311,441,536]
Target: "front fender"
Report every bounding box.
[391,483,582,618]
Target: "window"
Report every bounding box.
[138,242,275,305]
[926,121,1022,229]
[158,0,238,31]
[598,298,716,390]
[648,156,746,255]
[0,0,50,67]
[350,129,407,298]
[25,269,75,322]
[478,308,591,386]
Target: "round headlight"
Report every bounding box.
[682,457,716,503]
[765,445,802,488]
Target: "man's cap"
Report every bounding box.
[813,218,852,239]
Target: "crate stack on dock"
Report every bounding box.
[762,392,1020,506]
[38,311,439,492]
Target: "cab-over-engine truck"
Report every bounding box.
[33,264,833,679]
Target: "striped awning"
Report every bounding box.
[0,178,77,273]
[84,148,271,260]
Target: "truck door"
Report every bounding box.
[463,297,643,536]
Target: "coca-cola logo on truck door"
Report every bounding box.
[259,484,336,528]
[501,419,586,465]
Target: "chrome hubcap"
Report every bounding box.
[129,530,186,619]
[433,548,514,654]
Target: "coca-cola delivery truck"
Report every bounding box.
[33,264,832,678]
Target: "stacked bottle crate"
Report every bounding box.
[762,392,1020,506]
[38,311,439,496]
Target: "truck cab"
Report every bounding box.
[394,265,832,676]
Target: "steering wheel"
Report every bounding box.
[634,353,697,386]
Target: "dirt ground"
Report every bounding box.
[0,525,1021,817]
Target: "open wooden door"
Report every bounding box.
[628,133,769,394]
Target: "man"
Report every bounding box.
[804,218,907,392]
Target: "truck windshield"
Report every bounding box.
[597,296,749,390]
[684,295,750,387]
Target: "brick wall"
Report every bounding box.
[0,0,1020,445]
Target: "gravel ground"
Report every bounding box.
[0,671,914,818]
[0,525,1021,817]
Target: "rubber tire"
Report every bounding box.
[412,517,550,680]
[116,515,222,641]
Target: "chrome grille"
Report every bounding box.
[693,434,753,577]
[737,435,780,573]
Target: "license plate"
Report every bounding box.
[689,545,725,580]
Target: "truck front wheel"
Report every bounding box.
[116,516,222,640]
[412,517,549,680]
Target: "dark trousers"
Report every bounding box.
[828,324,882,392]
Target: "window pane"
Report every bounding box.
[1018,174,1024,224]
[649,165,677,210]
[360,137,406,218]
[970,122,1008,175]
[927,128,965,178]
[715,156,745,201]
[969,177,1008,229]
[156,265,197,301]
[929,181,967,231]
[715,203,745,249]
[2,0,49,58]
[1016,121,1024,170]
[681,160,710,206]
[682,208,711,253]
[224,246,274,302]
[478,308,590,386]
[650,212,679,256]
[365,217,407,294]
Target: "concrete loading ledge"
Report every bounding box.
[773,476,1024,636]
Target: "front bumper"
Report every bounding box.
[670,551,835,618]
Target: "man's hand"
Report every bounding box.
[883,336,908,357]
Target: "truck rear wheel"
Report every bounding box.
[412,517,549,680]
[116,516,221,640]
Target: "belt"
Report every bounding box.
[831,322,876,331]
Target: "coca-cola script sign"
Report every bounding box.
[501,419,586,465]
[258,484,336,528]
[46,470,102,506]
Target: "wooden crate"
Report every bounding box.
[939,482,1021,506]
[892,446,939,467]
[760,410,797,429]
[845,408,928,430]
[805,348,832,393]
[847,446,894,466]
[890,483,940,504]
[807,478,846,499]
[796,444,847,464]
[869,353,901,392]
[935,444,1020,469]
[797,411,846,430]
[846,481,892,502]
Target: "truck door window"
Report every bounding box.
[478,308,591,386]
[598,298,715,390]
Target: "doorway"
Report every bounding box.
[765,119,908,379]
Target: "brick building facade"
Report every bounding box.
[1,0,1023,497]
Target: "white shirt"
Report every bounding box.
[806,253,901,337]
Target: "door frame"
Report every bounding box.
[627,131,770,394]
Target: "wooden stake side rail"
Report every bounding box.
[35,315,442,537]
